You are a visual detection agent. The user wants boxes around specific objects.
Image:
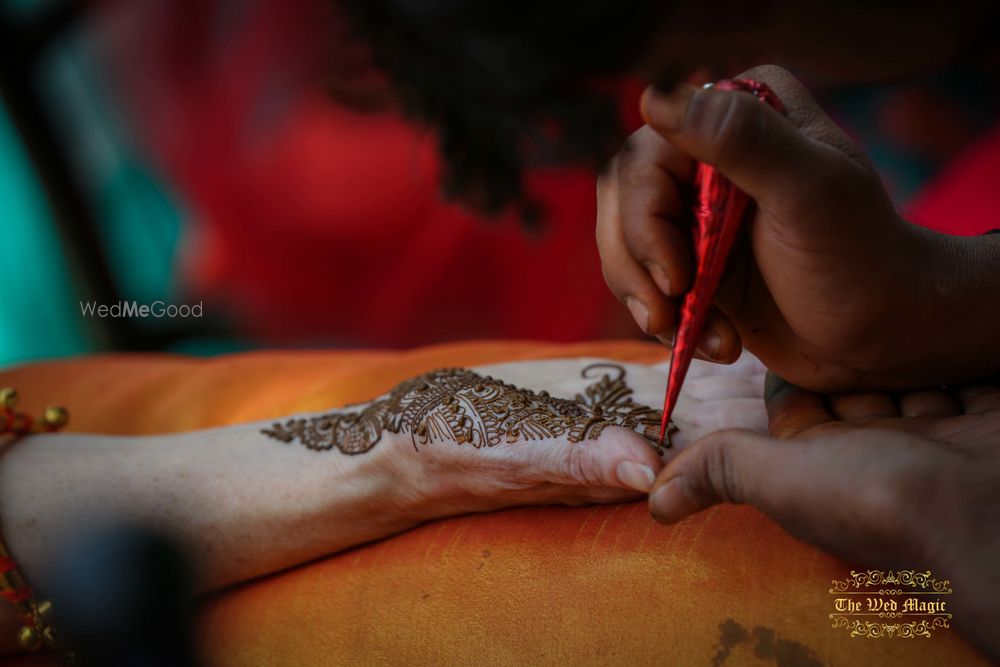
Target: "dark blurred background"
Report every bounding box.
[2,0,998,368]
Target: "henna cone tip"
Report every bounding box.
[657,78,784,448]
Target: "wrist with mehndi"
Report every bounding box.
[320,432,435,531]
[337,430,504,529]
[384,436,514,522]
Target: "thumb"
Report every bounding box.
[648,428,790,523]
[647,426,935,570]
[640,65,864,207]
[527,426,665,492]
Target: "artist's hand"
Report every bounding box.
[597,63,1000,391]
[648,376,1000,659]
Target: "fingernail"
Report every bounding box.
[646,263,673,296]
[649,476,695,524]
[617,460,656,493]
[625,298,650,333]
[655,333,675,349]
[640,84,695,132]
[697,331,722,359]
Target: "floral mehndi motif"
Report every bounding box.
[262,363,671,454]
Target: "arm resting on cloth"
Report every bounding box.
[0,421,417,654]
[3,357,756,655]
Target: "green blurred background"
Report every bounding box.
[0,0,242,368]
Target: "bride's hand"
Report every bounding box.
[329,357,769,518]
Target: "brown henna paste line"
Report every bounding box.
[262,363,674,454]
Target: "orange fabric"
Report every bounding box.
[0,341,987,665]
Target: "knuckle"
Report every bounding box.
[598,259,629,302]
[621,220,665,263]
[684,434,741,506]
[616,200,680,266]
[737,63,793,83]
[618,160,652,193]
[707,436,743,504]
[568,441,598,486]
[688,91,764,167]
[617,147,660,194]
[618,126,673,184]
[620,124,660,160]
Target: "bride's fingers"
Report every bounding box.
[541,426,664,493]
[577,427,665,493]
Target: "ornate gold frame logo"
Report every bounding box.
[829,570,952,638]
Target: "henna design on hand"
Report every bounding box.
[262,363,672,454]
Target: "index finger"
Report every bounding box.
[616,125,696,297]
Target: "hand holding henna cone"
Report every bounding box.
[658,80,786,445]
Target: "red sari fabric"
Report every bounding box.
[908,121,1000,235]
[95,0,642,347]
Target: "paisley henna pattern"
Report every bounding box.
[262,363,671,454]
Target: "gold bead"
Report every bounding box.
[41,625,60,649]
[0,388,17,409]
[35,599,53,620]
[17,625,42,651]
[42,406,68,428]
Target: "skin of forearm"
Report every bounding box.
[0,422,424,655]
[916,230,1000,385]
[860,227,1000,389]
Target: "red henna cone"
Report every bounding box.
[658,79,786,445]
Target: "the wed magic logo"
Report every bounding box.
[79,300,204,319]
[829,570,952,638]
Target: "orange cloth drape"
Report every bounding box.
[0,341,987,665]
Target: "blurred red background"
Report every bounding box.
[94,0,646,348]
